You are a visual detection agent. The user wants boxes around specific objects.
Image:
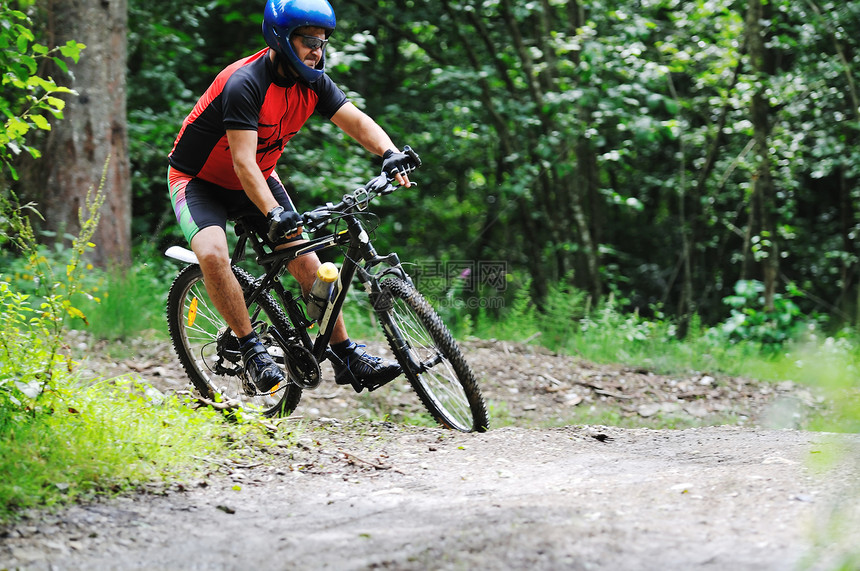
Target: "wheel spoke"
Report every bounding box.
[380,278,487,432]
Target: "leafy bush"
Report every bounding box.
[708,280,815,353]
[0,281,64,428]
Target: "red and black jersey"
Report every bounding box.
[168,48,348,190]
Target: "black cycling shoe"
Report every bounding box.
[332,343,401,392]
[241,341,286,393]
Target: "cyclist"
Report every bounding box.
[167,0,416,394]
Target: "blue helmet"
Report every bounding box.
[262,0,336,83]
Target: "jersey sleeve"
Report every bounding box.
[222,70,264,131]
[312,75,349,119]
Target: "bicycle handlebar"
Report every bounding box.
[301,146,420,232]
[300,175,396,232]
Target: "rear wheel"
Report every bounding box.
[166,264,302,417]
[377,278,488,432]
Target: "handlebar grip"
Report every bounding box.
[403,145,422,169]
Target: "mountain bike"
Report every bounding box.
[165,158,489,432]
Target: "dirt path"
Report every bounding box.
[2,423,858,570]
[1,337,858,569]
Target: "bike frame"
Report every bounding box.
[229,193,410,371]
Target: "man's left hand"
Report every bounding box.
[382,148,420,187]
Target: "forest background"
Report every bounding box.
[3,0,860,344]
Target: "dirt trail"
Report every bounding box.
[1,337,858,570]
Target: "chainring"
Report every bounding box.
[282,343,322,389]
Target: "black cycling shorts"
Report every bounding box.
[168,167,301,246]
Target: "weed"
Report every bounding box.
[486,400,515,427]
[0,169,280,523]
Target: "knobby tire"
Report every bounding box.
[378,278,489,432]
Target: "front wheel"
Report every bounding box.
[377,278,488,432]
[166,264,302,417]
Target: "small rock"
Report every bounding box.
[777,380,795,392]
[638,403,661,417]
[684,403,709,418]
[762,456,796,465]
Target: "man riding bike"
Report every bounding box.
[167,0,417,394]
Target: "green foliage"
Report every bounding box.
[0,188,104,426]
[469,276,540,342]
[120,0,860,332]
[0,4,83,180]
[0,280,64,425]
[709,280,814,353]
[0,185,265,523]
[0,163,106,420]
[0,377,227,519]
[1,164,106,334]
[73,251,177,340]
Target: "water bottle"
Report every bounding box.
[305,262,338,322]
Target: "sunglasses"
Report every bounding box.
[294,34,329,51]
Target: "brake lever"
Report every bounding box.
[403,145,422,168]
[378,181,417,195]
[302,208,332,232]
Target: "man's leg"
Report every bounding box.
[191,226,254,337]
[192,225,285,392]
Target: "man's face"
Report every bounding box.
[291,26,327,70]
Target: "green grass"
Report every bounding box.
[0,250,277,522]
[73,262,174,340]
[0,374,243,520]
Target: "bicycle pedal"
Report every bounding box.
[215,327,242,363]
[334,367,361,392]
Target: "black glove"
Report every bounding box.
[266,206,302,242]
[381,146,421,179]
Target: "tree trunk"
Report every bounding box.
[745,0,778,309]
[26,0,131,268]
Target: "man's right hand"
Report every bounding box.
[267,206,303,242]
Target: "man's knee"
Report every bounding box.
[197,249,230,272]
[191,227,230,270]
[287,252,321,286]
